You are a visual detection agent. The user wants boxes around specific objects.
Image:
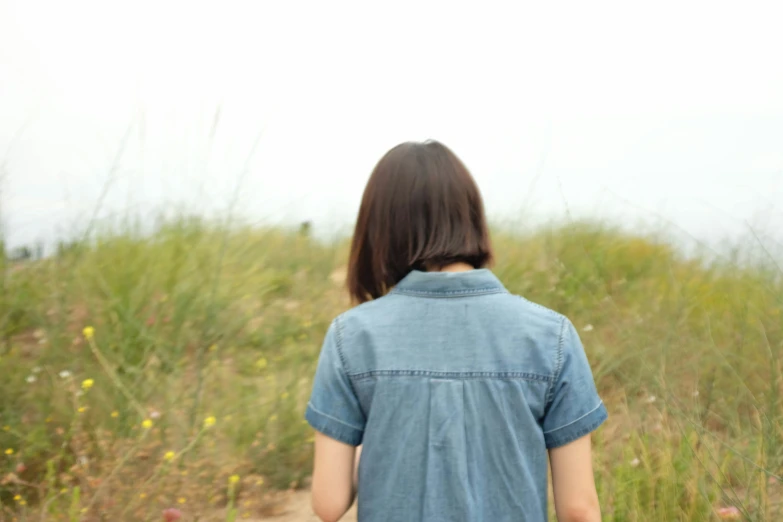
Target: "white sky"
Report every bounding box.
[1,0,782,253]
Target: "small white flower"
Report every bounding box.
[150,410,161,419]
[582,324,594,332]
[59,370,72,379]
[26,375,37,383]
[78,455,89,466]
[630,457,640,467]
[692,389,699,397]
[645,395,656,404]
[32,366,42,374]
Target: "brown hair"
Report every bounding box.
[347,140,493,303]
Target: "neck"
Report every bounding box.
[435,262,474,273]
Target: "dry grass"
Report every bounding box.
[1,218,781,521]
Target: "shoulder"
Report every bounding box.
[499,292,570,336]
[328,292,407,340]
[334,292,406,325]
[334,290,570,339]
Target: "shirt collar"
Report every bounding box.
[391,269,507,297]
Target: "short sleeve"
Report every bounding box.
[305,318,365,446]
[542,317,607,448]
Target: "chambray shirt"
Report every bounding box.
[306,269,607,521]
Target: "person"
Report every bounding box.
[305,140,607,522]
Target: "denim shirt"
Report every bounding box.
[306,269,607,521]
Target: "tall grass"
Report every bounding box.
[0,217,781,520]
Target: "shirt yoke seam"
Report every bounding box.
[391,288,508,298]
[349,370,553,383]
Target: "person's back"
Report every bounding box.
[306,141,606,522]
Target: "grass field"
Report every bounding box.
[1,217,781,521]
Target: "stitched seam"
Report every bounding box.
[390,288,508,298]
[546,409,607,447]
[333,316,350,373]
[306,402,364,432]
[332,315,367,421]
[349,370,552,383]
[543,401,605,434]
[546,316,567,406]
[520,297,565,319]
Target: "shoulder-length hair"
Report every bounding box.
[347,140,493,303]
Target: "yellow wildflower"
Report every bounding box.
[2,425,9,431]
[20,499,27,506]
[255,478,264,486]
[82,326,95,340]
[141,419,153,429]
[177,497,186,504]
[255,358,268,369]
[111,411,119,418]
[81,378,94,390]
[229,474,240,485]
[13,495,21,501]
[5,448,14,455]
[139,493,147,499]
[78,406,87,413]
[164,451,176,462]
[208,344,218,352]
[280,391,290,400]
[203,416,216,428]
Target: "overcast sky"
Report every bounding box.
[1,0,782,253]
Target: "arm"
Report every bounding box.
[312,432,357,522]
[353,445,362,489]
[549,434,601,522]
[306,318,366,521]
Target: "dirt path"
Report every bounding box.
[257,491,357,521]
